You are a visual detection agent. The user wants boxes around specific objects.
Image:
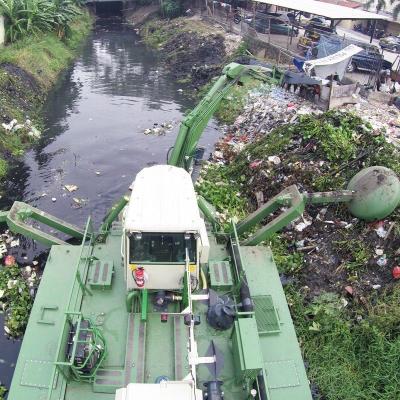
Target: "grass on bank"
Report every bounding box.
[0,9,92,88]
[0,9,92,179]
[287,285,400,400]
[142,17,217,48]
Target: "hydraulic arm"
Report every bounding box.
[167,62,271,171]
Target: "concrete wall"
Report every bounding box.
[338,20,354,30]
[0,16,5,46]
[387,21,400,35]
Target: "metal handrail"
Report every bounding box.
[46,217,94,400]
[229,222,245,282]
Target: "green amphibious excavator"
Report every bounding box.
[3,63,400,400]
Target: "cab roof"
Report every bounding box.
[124,165,203,233]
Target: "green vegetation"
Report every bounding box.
[160,0,182,18]
[0,9,92,87]
[0,385,6,400]
[223,110,400,195]
[0,8,92,179]
[333,234,373,272]
[0,264,36,337]
[142,17,220,48]
[196,163,247,227]
[214,80,263,125]
[287,285,400,400]
[269,234,304,274]
[141,19,176,48]
[0,0,83,43]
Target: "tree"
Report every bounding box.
[367,0,400,19]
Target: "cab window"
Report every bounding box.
[129,233,196,263]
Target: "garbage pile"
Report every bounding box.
[0,232,39,337]
[143,121,175,136]
[199,85,400,298]
[213,86,321,162]
[343,95,400,146]
[1,118,41,139]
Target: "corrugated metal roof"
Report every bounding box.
[124,165,203,232]
[256,0,389,20]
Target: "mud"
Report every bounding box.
[162,31,226,86]
[0,63,44,126]
[141,17,241,88]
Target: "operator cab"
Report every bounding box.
[122,165,209,290]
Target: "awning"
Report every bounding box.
[304,44,363,79]
[254,0,389,20]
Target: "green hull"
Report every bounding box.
[8,219,312,400]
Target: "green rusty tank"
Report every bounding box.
[347,166,400,221]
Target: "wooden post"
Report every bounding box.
[370,19,376,44]
[0,15,5,46]
[328,74,334,110]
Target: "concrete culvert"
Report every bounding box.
[88,1,123,17]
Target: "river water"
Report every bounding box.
[0,21,219,391]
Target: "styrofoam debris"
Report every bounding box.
[10,239,19,248]
[377,255,387,267]
[372,284,382,290]
[375,226,387,238]
[268,155,281,165]
[295,219,312,232]
[64,185,78,192]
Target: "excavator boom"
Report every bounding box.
[167,62,273,171]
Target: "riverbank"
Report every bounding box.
[140,16,242,88]
[197,81,400,400]
[0,9,93,179]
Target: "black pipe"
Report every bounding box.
[229,238,253,312]
[257,371,268,400]
[370,20,377,44]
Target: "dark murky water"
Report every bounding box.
[0,21,219,391]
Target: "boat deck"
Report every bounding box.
[8,223,312,400]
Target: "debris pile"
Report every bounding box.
[143,121,175,135]
[343,95,400,146]
[198,85,400,298]
[0,231,39,337]
[213,86,320,162]
[1,118,41,139]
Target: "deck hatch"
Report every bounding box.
[21,360,55,389]
[209,261,233,290]
[232,318,263,382]
[253,295,280,334]
[264,360,300,389]
[88,260,114,289]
